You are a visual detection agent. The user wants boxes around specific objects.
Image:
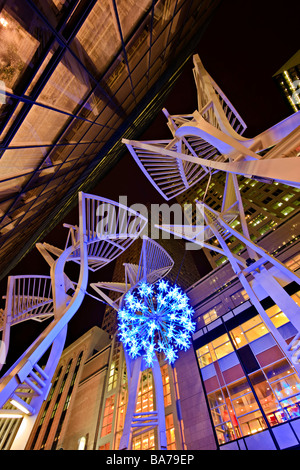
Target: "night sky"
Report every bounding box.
[1,0,299,372]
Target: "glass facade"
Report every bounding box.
[195,293,300,448]
[0,0,220,279]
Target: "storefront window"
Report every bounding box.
[238,410,267,436]
[215,421,236,445]
[198,319,300,446]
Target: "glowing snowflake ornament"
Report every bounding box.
[117,281,196,366]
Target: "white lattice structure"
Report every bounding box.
[91,236,174,311]
[123,54,300,199]
[0,192,147,449]
[123,54,300,370]
[155,172,300,373]
[0,276,54,371]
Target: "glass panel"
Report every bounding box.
[271,312,289,328]
[132,430,155,450]
[0,146,50,179]
[272,374,300,400]
[266,304,289,328]
[10,104,70,146]
[228,378,252,400]
[212,334,230,349]
[238,410,267,436]
[197,351,213,368]
[214,341,234,360]
[264,359,293,382]
[38,50,92,113]
[71,0,120,78]
[30,0,72,28]
[26,45,58,96]
[285,401,300,419]
[101,395,115,437]
[249,370,287,425]
[196,344,216,368]
[291,292,300,306]
[241,316,261,331]
[266,304,281,317]
[231,392,258,417]
[117,0,152,42]
[166,413,176,450]
[211,404,228,426]
[215,421,235,445]
[0,100,25,142]
[244,323,268,342]
[230,326,248,348]
[0,1,41,93]
[207,390,224,408]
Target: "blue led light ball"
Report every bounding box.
[117,280,196,366]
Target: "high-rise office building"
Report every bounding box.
[176,171,300,268]
[273,50,300,113]
[1,0,300,453]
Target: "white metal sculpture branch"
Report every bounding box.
[0,192,147,450]
[155,173,300,372]
[91,236,174,450]
[123,54,300,199]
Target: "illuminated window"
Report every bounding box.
[282,193,294,202]
[108,361,118,391]
[101,395,115,437]
[281,206,295,216]
[99,443,110,450]
[266,304,289,328]
[286,256,300,271]
[116,385,127,433]
[161,365,172,407]
[200,330,300,446]
[203,308,218,325]
[136,372,153,414]
[78,436,86,450]
[166,414,176,450]
[291,291,300,306]
[212,334,234,360]
[132,430,155,450]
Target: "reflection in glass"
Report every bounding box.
[38,50,92,114]
[71,0,120,78]
[238,410,267,436]
[215,421,235,445]
[0,5,39,92]
[208,390,224,409]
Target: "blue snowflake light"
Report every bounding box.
[117,280,196,366]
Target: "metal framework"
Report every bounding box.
[123,54,300,199]
[0,192,147,449]
[156,180,300,372]
[124,55,300,372]
[91,236,174,450]
[91,236,174,309]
